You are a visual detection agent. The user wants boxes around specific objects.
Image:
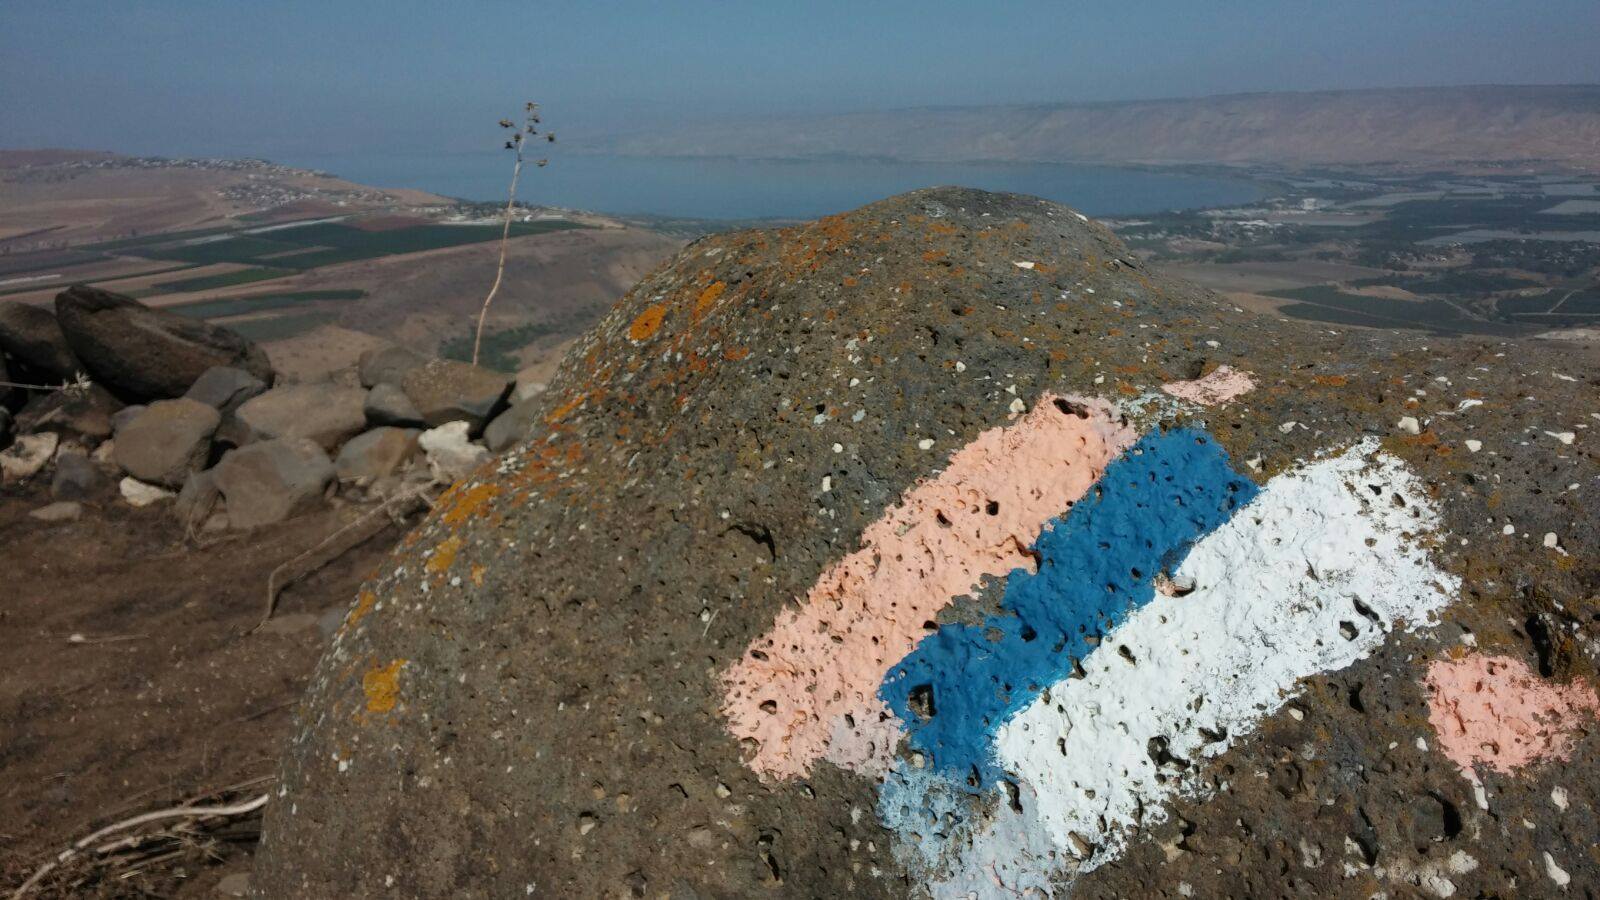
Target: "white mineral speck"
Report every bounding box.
[1551,786,1569,811]
[1546,431,1576,445]
[1008,397,1026,414]
[1465,440,1482,452]
[955,361,966,372]
[821,476,831,492]
[1543,851,1571,887]
[1544,533,1559,549]
[1397,416,1421,435]
[917,439,935,450]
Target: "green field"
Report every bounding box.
[1265,285,1524,336]
[152,266,293,293]
[172,289,366,320]
[135,220,587,270]
[221,311,337,342]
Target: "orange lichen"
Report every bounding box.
[628,303,669,341]
[438,482,503,527]
[348,589,377,627]
[362,659,407,713]
[426,535,463,574]
[724,346,750,361]
[470,564,486,587]
[1313,374,1350,387]
[545,393,586,425]
[693,281,727,321]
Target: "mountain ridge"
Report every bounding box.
[596,84,1600,171]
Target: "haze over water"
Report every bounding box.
[279,152,1264,220]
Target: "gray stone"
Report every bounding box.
[184,366,267,414]
[112,398,220,487]
[417,420,490,483]
[334,427,421,483]
[50,451,104,501]
[233,383,368,451]
[482,400,541,452]
[174,468,220,529]
[0,431,58,484]
[0,301,83,381]
[28,500,82,523]
[110,404,147,433]
[364,382,425,428]
[358,345,426,389]
[54,285,274,400]
[400,359,511,431]
[15,383,121,440]
[212,438,334,529]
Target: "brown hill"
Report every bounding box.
[601,84,1600,171]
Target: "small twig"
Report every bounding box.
[472,101,553,366]
[257,486,431,629]
[11,794,269,898]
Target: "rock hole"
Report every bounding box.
[908,684,936,721]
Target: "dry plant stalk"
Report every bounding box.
[472,101,554,367]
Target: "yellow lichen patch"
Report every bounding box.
[628,303,669,341]
[544,392,586,425]
[1313,374,1350,387]
[348,589,377,627]
[470,564,487,587]
[439,482,503,527]
[426,535,463,574]
[692,280,727,321]
[362,659,406,713]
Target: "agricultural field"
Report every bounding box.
[1117,168,1600,339]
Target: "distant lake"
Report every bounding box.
[279,153,1264,221]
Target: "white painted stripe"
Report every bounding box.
[933,442,1458,895]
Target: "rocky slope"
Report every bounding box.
[257,188,1597,898]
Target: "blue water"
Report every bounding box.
[880,428,1258,783]
[279,152,1262,221]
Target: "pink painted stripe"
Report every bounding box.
[721,395,1137,779]
[1425,653,1600,780]
[1162,365,1255,406]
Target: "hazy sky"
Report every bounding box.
[4,0,1598,158]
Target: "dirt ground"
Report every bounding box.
[0,483,415,897]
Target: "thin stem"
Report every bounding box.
[472,138,525,367]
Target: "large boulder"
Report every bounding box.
[14,383,122,441]
[231,383,367,451]
[0,301,83,381]
[399,358,511,431]
[333,427,420,483]
[357,345,426,389]
[112,398,220,487]
[212,438,334,530]
[53,285,273,400]
[258,189,1600,899]
[184,366,268,414]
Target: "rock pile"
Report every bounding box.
[255,189,1598,899]
[0,285,545,530]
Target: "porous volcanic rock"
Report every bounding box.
[258,189,1600,899]
[0,300,83,381]
[184,365,268,414]
[54,285,273,399]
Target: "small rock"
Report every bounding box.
[482,401,541,453]
[28,500,82,523]
[418,421,490,483]
[1397,416,1421,435]
[232,383,368,451]
[401,359,512,431]
[184,366,267,414]
[113,398,220,487]
[54,285,274,399]
[335,427,421,483]
[357,345,427,389]
[90,439,116,465]
[212,438,335,529]
[51,450,104,500]
[119,476,175,507]
[1,431,59,484]
[15,383,122,440]
[364,382,425,428]
[174,468,220,529]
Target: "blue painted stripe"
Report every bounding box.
[879,427,1259,783]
